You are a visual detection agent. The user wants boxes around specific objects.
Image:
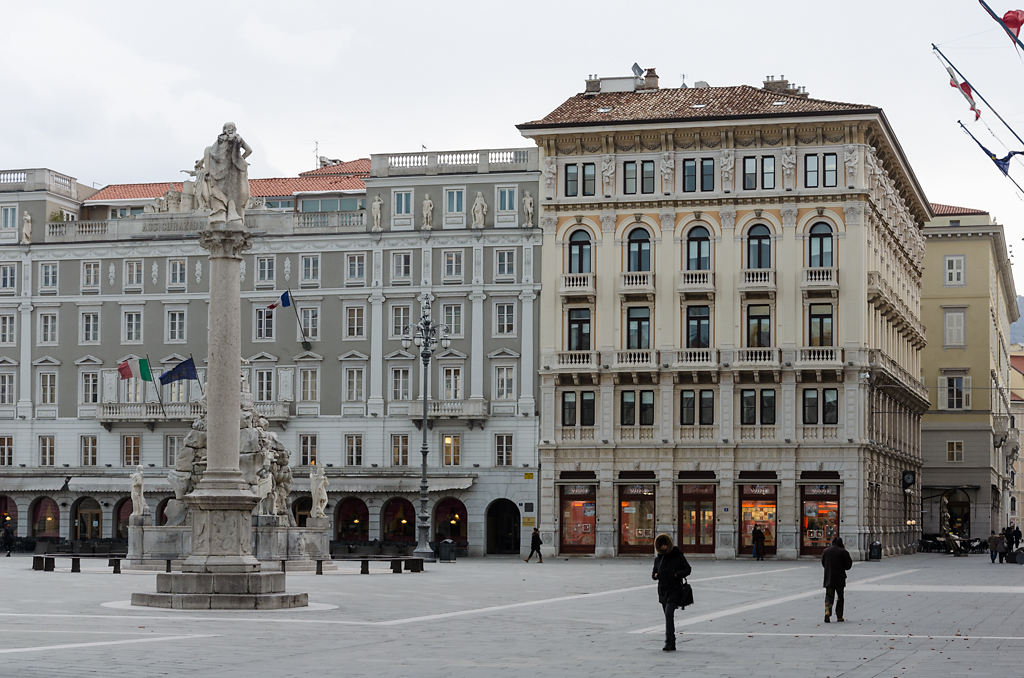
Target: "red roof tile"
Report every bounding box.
[1010,354,1024,374]
[518,85,877,129]
[85,176,365,204]
[299,158,371,176]
[930,202,988,216]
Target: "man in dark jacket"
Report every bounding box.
[821,536,853,623]
[2,522,13,557]
[751,525,765,561]
[524,527,543,563]
[652,533,691,652]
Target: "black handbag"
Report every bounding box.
[678,578,694,608]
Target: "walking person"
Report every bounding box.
[524,527,543,563]
[997,530,1008,563]
[1014,525,1021,550]
[821,536,852,623]
[988,531,1001,564]
[652,533,691,652]
[2,521,13,557]
[751,524,765,561]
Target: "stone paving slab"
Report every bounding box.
[0,554,1022,677]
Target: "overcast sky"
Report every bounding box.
[5,0,1024,279]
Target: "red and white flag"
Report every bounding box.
[947,66,981,120]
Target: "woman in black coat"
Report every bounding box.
[652,533,691,651]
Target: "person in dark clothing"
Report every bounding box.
[996,531,1008,563]
[1014,525,1021,550]
[751,524,765,561]
[1004,526,1015,561]
[821,535,853,623]
[652,533,692,652]
[988,531,1001,564]
[524,527,543,563]
[1,522,13,557]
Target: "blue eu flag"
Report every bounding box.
[159,357,199,385]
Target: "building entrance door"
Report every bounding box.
[75,499,102,541]
[678,484,715,553]
[486,499,520,554]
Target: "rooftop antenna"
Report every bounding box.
[313,140,319,169]
[680,73,687,88]
[631,62,644,78]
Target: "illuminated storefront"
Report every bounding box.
[618,484,655,553]
[560,484,596,554]
[800,484,840,555]
[678,484,715,553]
[739,484,777,556]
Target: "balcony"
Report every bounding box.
[867,271,925,344]
[253,402,291,422]
[867,349,929,406]
[994,414,1010,438]
[550,350,600,371]
[618,271,655,298]
[677,270,715,297]
[795,346,845,369]
[611,350,659,370]
[739,425,777,441]
[670,348,719,370]
[799,425,840,441]
[410,399,489,420]
[738,268,776,296]
[99,401,205,426]
[733,347,781,368]
[677,425,716,441]
[559,273,596,299]
[370,147,538,177]
[0,168,80,199]
[616,426,656,441]
[801,267,839,291]
[559,427,596,442]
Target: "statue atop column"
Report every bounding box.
[203,122,252,229]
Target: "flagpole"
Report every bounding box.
[959,120,1024,195]
[933,44,1024,149]
[288,289,312,351]
[977,0,1024,53]
[190,353,205,397]
[147,353,168,419]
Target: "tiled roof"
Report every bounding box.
[85,176,365,204]
[518,85,877,128]
[1010,354,1024,374]
[930,202,988,216]
[299,158,371,176]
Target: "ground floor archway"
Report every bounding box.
[114,497,132,540]
[335,497,368,541]
[381,497,415,542]
[434,497,467,547]
[31,497,59,538]
[72,497,102,540]
[0,495,17,533]
[485,498,520,554]
[292,496,312,527]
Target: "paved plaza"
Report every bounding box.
[0,553,1022,677]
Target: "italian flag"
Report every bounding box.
[118,357,153,381]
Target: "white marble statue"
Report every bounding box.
[21,212,31,244]
[310,465,328,519]
[422,194,433,230]
[542,157,556,196]
[601,155,615,195]
[181,158,210,210]
[471,192,488,229]
[844,144,858,185]
[371,194,383,231]
[130,465,151,516]
[721,149,735,190]
[781,147,796,185]
[522,190,534,227]
[660,152,674,191]
[203,122,252,228]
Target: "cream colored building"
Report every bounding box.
[519,71,930,559]
[1010,346,1024,525]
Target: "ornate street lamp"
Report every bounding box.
[402,298,451,560]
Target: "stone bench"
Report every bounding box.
[330,556,424,574]
[32,554,170,574]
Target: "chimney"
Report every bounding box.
[642,67,659,90]
[585,74,600,94]
[762,75,809,98]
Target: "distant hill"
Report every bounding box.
[1013,296,1024,345]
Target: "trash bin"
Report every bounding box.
[868,541,882,561]
[438,539,456,563]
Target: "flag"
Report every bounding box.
[947,66,981,120]
[267,291,291,309]
[982,145,1023,176]
[159,357,199,385]
[118,357,152,381]
[1004,9,1024,39]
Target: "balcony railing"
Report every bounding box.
[253,402,291,420]
[0,168,79,198]
[370,147,537,177]
[799,425,840,441]
[99,402,205,422]
[677,425,716,441]
[553,351,599,370]
[612,350,658,369]
[740,268,776,289]
[618,271,655,295]
[739,425,777,441]
[616,426,656,441]
[796,346,845,367]
[410,399,489,418]
[802,267,838,287]
[671,348,719,368]
[559,273,596,296]
[868,349,928,403]
[677,270,715,293]
[559,427,596,441]
[733,347,781,367]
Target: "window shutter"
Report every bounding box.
[937,376,947,409]
[963,376,972,409]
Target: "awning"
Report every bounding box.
[0,476,171,494]
[317,476,475,494]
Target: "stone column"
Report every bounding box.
[468,291,486,403]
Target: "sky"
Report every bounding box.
[4,0,1024,278]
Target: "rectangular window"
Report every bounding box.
[346,253,365,284]
[81,261,100,290]
[443,250,463,281]
[565,165,578,197]
[80,311,99,344]
[699,389,714,425]
[81,435,97,466]
[639,390,654,426]
[300,434,318,466]
[640,160,655,194]
[495,249,516,280]
[300,307,319,341]
[168,259,187,288]
[0,263,15,292]
[626,307,650,349]
[495,302,515,335]
[301,254,320,284]
[581,391,596,426]
[944,309,965,346]
[122,377,144,404]
[823,153,838,187]
[498,187,516,212]
[683,159,697,192]
[686,305,710,349]
[165,379,187,403]
[391,305,411,338]
[40,262,58,291]
[494,365,516,400]
[392,252,412,281]
[944,255,965,286]
[255,308,274,340]
[700,158,715,192]
[0,314,13,345]
[346,434,363,466]
[345,368,364,401]
[299,367,319,401]
[392,434,409,466]
[808,304,833,347]
[164,435,184,467]
[0,436,12,466]
[761,389,777,425]
[947,440,964,463]
[446,188,464,214]
[743,157,757,190]
[680,390,695,425]
[442,366,462,400]
[81,372,99,404]
[122,435,141,466]
[620,390,636,426]
[741,389,757,425]
[442,434,461,465]
[805,155,819,188]
[256,256,275,284]
[345,306,365,338]
[823,388,838,425]
[391,367,410,401]
[443,303,463,336]
[123,310,142,343]
[582,163,596,196]
[124,260,143,289]
[394,190,412,215]
[747,305,771,347]
[39,313,58,344]
[0,206,16,232]
[495,434,513,466]
[761,156,776,190]
[0,373,13,405]
[562,391,577,426]
[802,389,819,425]
[167,310,186,343]
[39,372,56,405]
[40,435,55,466]
[567,308,591,350]
[943,375,971,410]
[254,369,274,402]
[623,161,637,194]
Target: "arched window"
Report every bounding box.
[336,497,369,542]
[434,497,468,546]
[626,228,651,272]
[687,226,710,271]
[747,225,771,269]
[31,497,59,538]
[568,230,592,274]
[808,222,833,268]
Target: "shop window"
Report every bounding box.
[679,484,715,553]
[560,485,596,553]
[740,484,777,555]
[619,484,656,553]
[801,485,840,555]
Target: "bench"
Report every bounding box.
[331,555,424,574]
[32,554,170,574]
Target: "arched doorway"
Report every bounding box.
[335,497,368,542]
[434,497,467,547]
[381,497,415,543]
[72,497,102,541]
[292,497,312,527]
[942,489,971,536]
[114,498,132,540]
[31,497,59,538]
[0,495,17,532]
[486,499,520,554]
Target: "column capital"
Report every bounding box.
[198,229,252,259]
[468,291,487,303]
[518,289,537,302]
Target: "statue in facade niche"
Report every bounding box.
[371,194,383,231]
[310,465,328,519]
[471,192,487,228]
[601,155,615,195]
[720,149,735,189]
[522,191,534,227]
[660,152,674,191]
[542,156,556,196]
[844,145,858,185]
[203,122,252,228]
[781,147,796,185]
[21,212,31,244]
[422,194,433,230]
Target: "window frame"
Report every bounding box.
[804,154,819,188]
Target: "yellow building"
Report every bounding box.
[921,205,1018,538]
[518,71,930,559]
